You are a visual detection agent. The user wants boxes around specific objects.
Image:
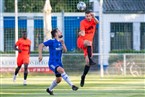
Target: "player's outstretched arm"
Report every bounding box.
[38,43,44,62]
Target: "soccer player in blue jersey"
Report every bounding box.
[38,28,78,95]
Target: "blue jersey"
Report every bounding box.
[43,39,63,64]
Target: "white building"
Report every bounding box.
[0,0,145,55]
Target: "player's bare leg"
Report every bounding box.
[13,66,21,82]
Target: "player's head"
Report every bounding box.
[85,10,93,21]
[51,28,63,38]
[22,31,27,39]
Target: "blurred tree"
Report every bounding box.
[18,0,45,12]
[4,0,90,12]
[4,0,14,12]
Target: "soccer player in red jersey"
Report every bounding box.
[13,31,31,86]
[77,10,99,87]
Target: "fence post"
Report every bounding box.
[99,0,104,78]
[0,0,4,52]
[123,54,126,76]
[61,10,64,38]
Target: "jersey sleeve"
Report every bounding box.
[15,39,20,46]
[80,20,85,31]
[43,40,52,47]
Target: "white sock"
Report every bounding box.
[49,80,58,91]
[13,75,17,82]
[61,72,73,87]
[23,80,27,85]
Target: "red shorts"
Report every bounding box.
[77,37,88,57]
[17,55,30,66]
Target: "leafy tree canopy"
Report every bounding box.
[4,0,91,12]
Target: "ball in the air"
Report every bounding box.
[77,1,86,11]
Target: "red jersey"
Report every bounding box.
[79,18,97,41]
[16,38,31,55]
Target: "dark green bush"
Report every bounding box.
[110,50,145,53]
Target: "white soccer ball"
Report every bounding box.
[77,1,86,11]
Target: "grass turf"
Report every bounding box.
[0,75,145,97]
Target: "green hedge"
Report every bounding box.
[62,55,85,73]
[110,50,145,53]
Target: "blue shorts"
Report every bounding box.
[49,62,63,77]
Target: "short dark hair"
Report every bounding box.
[51,28,58,38]
[22,31,26,34]
[85,10,93,14]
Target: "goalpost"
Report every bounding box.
[99,0,104,78]
[15,0,18,58]
[15,0,18,43]
[91,0,104,78]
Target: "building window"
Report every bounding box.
[110,23,133,50]
[141,23,145,50]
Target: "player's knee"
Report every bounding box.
[57,67,64,74]
[24,66,28,70]
[24,69,28,73]
[16,66,21,71]
[18,66,21,69]
[24,65,28,73]
[84,40,91,46]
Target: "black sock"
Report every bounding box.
[87,46,92,62]
[15,66,21,75]
[24,72,28,80]
[82,65,90,76]
[24,64,28,80]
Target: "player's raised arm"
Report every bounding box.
[91,12,99,24]
[38,43,45,62]
[62,43,67,53]
[79,21,85,36]
[60,40,67,53]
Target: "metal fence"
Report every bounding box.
[0,53,145,77]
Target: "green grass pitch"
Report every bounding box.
[1,75,145,97]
